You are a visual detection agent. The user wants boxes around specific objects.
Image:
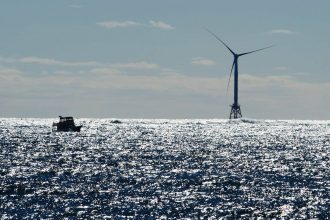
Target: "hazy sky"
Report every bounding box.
[0,0,329,119]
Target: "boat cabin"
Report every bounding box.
[52,116,82,132]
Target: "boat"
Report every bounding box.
[52,116,82,132]
[110,119,122,124]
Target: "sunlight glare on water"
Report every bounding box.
[0,118,329,219]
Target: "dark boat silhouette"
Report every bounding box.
[111,119,122,124]
[52,116,82,132]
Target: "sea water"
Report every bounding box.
[0,118,329,219]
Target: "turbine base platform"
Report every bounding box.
[229,104,242,119]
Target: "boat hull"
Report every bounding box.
[52,125,82,132]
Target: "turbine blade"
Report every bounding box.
[205,28,236,56]
[238,45,275,56]
[226,61,235,95]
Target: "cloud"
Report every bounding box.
[111,61,159,69]
[239,74,294,88]
[0,58,322,100]
[274,66,288,71]
[269,29,295,35]
[97,21,141,29]
[191,57,216,66]
[0,56,159,70]
[20,57,102,67]
[97,20,174,30]
[2,60,327,99]
[0,67,22,81]
[0,64,226,96]
[82,69,223,93]
[291,72,309,76]
[0,56,102,67]
[149,20,174,30]
[90,67,122,76]
[1,58,322,97]
[1,63,330,118]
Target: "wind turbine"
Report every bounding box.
[206,29,273,119]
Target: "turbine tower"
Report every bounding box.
[207,29,273,119]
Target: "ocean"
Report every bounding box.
[0,118,329,219]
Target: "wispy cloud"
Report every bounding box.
[0,63,225,95]
[274,66,288,71]
[269,29,296,35]
[1,65,329,102]
[240,74,294,87]
[0,67,22,81]
[97,21,141,29]
[191,57,216,66]
[20,57,102,67]
[292,72,309,76]
[148,20,174,30]
[0,56,102,67]
[111,61,159,69]
[0,56,159,70]
[90,67,122,76]
[1,62,330,119]
[1,57,310,96]
[97,20,174,30]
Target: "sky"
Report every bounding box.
[0,0,329,119]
